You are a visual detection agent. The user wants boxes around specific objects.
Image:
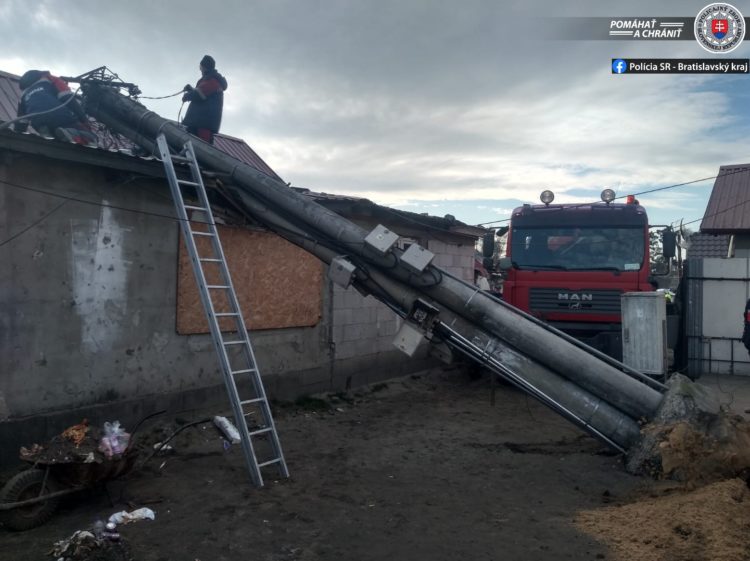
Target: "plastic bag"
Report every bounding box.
[98,421,131,458]
[108,507,155,525]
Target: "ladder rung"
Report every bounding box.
[249,427,273,437]
[240,397,265,405]
[214,312,239,317]
[223,340,246,346]
[232,368,257,375]
[206,285,229,289]
[257,458,282,468]
[178,180,200,187]
[185,205,208,211]
[199,258,222,263]
[191,231,214,237]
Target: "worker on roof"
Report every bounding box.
[182,55,228,144]
[15,70,97,147]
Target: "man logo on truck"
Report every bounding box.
[558,293,593,301]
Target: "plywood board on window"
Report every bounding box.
[177,224,323,334]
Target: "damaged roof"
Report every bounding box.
[0,69,484,240]
[0,69,282,182]
[293,187,485,237]
[700,164,750,234]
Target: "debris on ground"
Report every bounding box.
[48,528,133,561]
[628,374,750,483]
[576,478,750,561]
[212,416,240,444]
[107,508,155,526]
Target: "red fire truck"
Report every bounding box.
[498,189,669,360]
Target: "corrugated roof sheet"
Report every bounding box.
[0,70,21,122]
[212,133,282,181]
[0,69,282,181]
[686,233,730,259]
[700,164,750,233]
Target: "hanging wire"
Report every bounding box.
[138,90,184,100]
[0,86,83,132]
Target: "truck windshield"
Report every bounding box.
[510,226,645,272]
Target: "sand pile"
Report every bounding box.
[628,375,750,483]
[576,479,750,561]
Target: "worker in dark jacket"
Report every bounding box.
[15,70,96,146]
[182,55,228,144]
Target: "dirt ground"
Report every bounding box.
[0,366,728,561]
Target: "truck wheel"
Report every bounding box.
[0,469,60,531]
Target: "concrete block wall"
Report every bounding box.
[687,257,750,376]
[331,284,402,361]
[428,239,475,282]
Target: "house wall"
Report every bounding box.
[0,153,459,463]
[685,257,750,377]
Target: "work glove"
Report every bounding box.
[183,84,193,93]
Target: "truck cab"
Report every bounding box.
[500,190,652,359]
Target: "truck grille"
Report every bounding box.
[529,288,622,314]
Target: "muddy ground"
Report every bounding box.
[0,367,691,560]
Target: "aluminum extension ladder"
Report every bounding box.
[156,134,289,487]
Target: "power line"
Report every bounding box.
[0,177,184,223]
[473,167,750,228]
[0,200,67,248]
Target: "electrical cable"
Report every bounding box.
[474,166,750,228]
[138,90,184,100]
[0,200,67,247]
[0,86,83,131]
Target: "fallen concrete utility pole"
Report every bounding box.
[220,184,642,450]
[84,84,664,452]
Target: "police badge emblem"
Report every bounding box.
[695,3,745,53]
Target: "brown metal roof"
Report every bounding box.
[212,133,282,181]
[686,233,730,259]
[700,163,750,233]
[0,69,282,181]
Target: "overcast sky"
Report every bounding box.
[1,0,748,228]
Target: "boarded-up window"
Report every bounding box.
[176,225,323,334]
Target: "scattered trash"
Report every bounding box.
[62,419,90,448]
[152,441,175,454]
[19,443,44,459]
[49,530,97,558]
[213,416,241,444]
[92,520,105,539]
[98,421,131,459]
[108,507,155,525]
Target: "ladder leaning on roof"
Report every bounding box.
[155,133,289,487]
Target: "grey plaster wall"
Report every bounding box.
[0,155,333,420]
[0,153,445,463]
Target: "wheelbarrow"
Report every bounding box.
[0,423,139,531]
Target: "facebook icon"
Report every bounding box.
[612,59,628,74]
